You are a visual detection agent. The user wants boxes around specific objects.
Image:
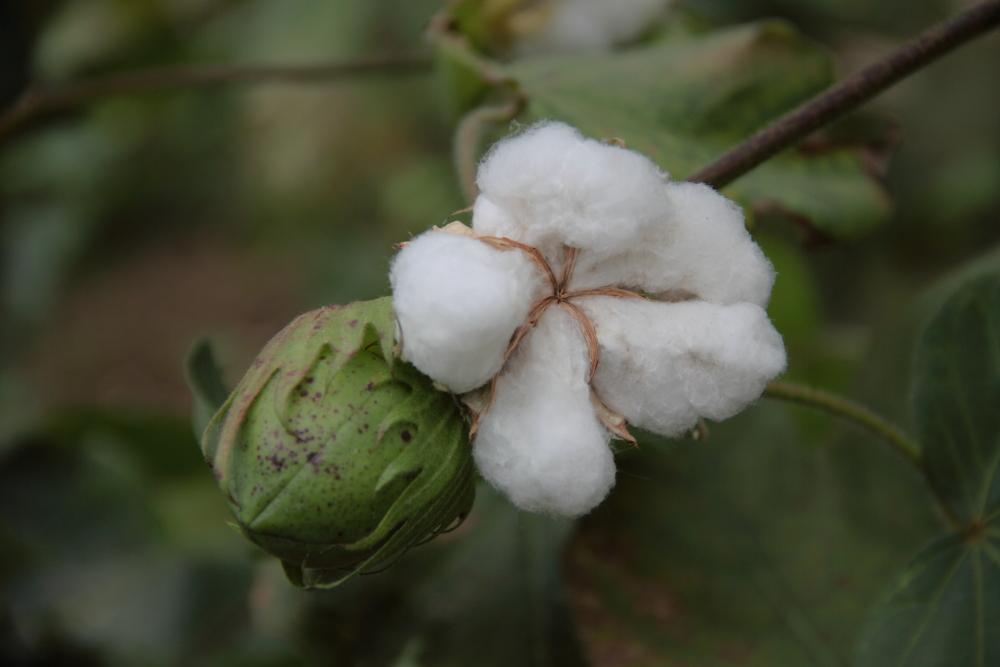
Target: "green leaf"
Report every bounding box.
[46,408,203,480]
[506,22,891,239]
[566,403,936,666]
[184,339,229,441]
[856,531,1000,667]
[913,272,1000,524]
[857,270,1000,667]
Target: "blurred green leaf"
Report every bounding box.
[434,37,494,115]
[857,270,1000,667]
[0,431,256,666]
[402,489,586,667]
[913,271,1000,525]
[856,531,1000,667]
[759,234,822,349]
[46,408,203,480]
[185,339,229,441]
[0,439,155,562]
[566,402,935,666]
[506,21,891,239]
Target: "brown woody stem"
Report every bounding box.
[0,53,432,141]
[690,0,1000,188]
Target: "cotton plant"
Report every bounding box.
[391,122,786,517]
[167,2,1000,656]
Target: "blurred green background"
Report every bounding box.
[1,0,998,665]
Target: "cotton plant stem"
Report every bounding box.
[765,380,968,529]
[764,380,922,465]
[690,0,1000,188]
[453,98,524,203]
[0,53,432,141]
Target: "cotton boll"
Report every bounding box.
[475,122,672,261]
[390,231,546,393]
[582,296,786,436]
[474,307,615,517]
[571,182,775,307]
[515,0,672,55]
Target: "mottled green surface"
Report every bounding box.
[201,298,475,587]
[506,22,891,240]
[857,271,1000,667]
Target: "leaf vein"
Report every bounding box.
[897,549,967,667]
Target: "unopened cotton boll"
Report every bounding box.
[582,296,787,436]
[473,307,615,517]
[474,122,672,257]
[515,0,672,55]
[390,231,545,393]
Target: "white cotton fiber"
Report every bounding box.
[471,194,520,240]
[515,0,671,55]
[582,296,786,436]
[474,307,615,517]
[390,230,546,393]
[571,182,775,307]
[393,119,787,518]
[474,122,671,261]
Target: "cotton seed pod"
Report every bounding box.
[201,297,475,588]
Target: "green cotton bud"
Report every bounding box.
[201,297,475,588]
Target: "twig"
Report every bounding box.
[0,53,432,141]
[453,98,524,203]
[764,380,921,465]
[764,379,968,529]
[690,0,1000,188]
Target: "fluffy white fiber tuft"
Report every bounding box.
[582,296,786,436]
[571,181,776,307]
[473,308,615,517]
[390,121,787,517]
[474,122,671,259]
[515,0,672,55]
[390,231,545,393]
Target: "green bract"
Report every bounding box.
[201,297,475,588]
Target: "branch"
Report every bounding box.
[453,98,524,204]
[764,379,968,529]
[690,0,1000,188]
[764,380,921,465]
[0,53,432,141]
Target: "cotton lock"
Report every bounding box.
[390,121,786,518]
[513,0,673,55]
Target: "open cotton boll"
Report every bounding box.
[515,0,671,55]
[390,231,545,393]
[582,296,786,436]
[475,122,672,258]
[571,182,776,307]
[473,307,615,517]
